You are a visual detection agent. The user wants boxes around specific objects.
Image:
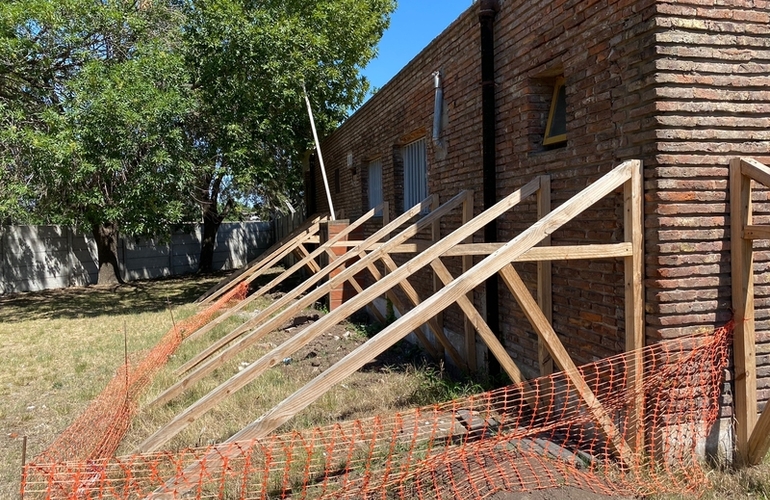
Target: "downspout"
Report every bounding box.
[432,71,445,149]
[480,0,501,377]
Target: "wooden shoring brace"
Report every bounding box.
[146,162,638,496]
[196,214,327,305]
[138,179,540,454]
[149,195,444,408]
[462,192,477,371]
[379,253,465,368]
[363,261,443,360]
[624,159,645,452]
[293,243,322,274]
[732,157,767,465]
[181,206,383,347]
[498,265,634,465]
[137,192,469,452]
[429,258,526,386]
[537,175,554,376]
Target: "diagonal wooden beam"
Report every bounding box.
[429,258,525,385]
[196,215,327,305]
[379,253,466,370]
[146,163,637,496]
[152,197,439,403]
[139,192,468,439]
[364,262,442,360]
[293,243,322,273]
[498,264,633,465]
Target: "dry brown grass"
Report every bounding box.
[0,274,225,498]
[0,271,471,497]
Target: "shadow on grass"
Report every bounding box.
[0,264,314,323]
[0,272,229,323]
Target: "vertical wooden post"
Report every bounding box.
[624,160,645,452]
[732,157,757,463]
[462,192,477,371]
[20,435,27,500]
[431,195,446,360]
[537,176,553,376]
[324,220,350,311]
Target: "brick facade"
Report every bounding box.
[309,0,770,418]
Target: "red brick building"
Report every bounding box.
[305,0,770,450]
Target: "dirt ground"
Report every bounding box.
[489,489,636,499]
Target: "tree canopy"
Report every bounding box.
[0,0,395,278]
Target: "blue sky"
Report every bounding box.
[361,1,473,96]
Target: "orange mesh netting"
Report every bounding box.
[33,282,249,466]
[23,321,731,499]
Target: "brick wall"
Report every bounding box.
[647,0,770,418]
[313,0,770,412]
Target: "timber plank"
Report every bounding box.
[733,157,758,463]
[624,160,645,452]
[498,264,633,465]
[537,175,553,377]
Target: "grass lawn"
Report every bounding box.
[3,272,770,499]
[0,272,473,497]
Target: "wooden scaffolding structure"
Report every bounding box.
[138,160,645,496]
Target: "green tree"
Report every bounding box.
[0,0,195,283]
[181,0,395,271]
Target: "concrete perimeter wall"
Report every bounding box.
[0,222,272,294]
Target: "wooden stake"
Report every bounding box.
[20,435,27,500]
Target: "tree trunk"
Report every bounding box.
[199,203,223,273]
[92,222,124,285]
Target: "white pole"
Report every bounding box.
[302,83,336,221]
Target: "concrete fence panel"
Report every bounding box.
[0,222,273,294]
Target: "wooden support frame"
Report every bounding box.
[182,205,384,346]
[462,192,477,371]
[499,264,633,463]
[152,195,444,402]
[139,178,547,453]
[731,157,769,465]
[196,215,328,305]
[137,191,475,451]
[148,161,644,496]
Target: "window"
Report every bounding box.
[543,77,567,146]
[334,168,341,194]
[402,138,427,210]
[368,158,383,215]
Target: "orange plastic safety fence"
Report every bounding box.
[33,282,249,466]
[23,322,731,499]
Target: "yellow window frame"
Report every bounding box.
[543,77,567,146]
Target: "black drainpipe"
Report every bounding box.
[479,0,501,378]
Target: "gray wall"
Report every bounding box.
[0,222,272,294]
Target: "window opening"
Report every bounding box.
[543,77,567,146]
[402,138,428,211]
